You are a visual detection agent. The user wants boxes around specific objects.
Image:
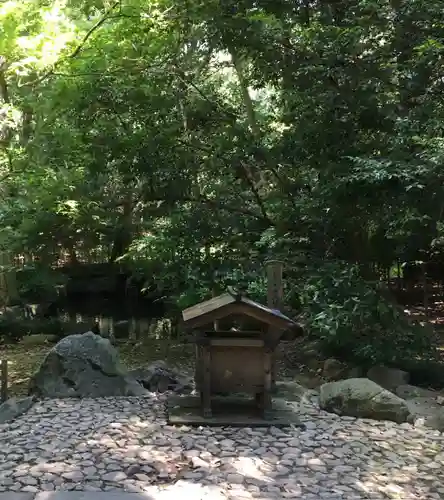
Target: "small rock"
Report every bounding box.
[322,358,348,381]
[62,470,84,481]
[0,397,35,424]
[126,464,142,476]
[191,456,210,469]
[226,473,244,484]
[41,483,55,491]
[20,476,38,486]
[220,439,235,448]
[83,466,97,477]
[134,473,151,482]
[102,471,127,482]
[22,485,39,492]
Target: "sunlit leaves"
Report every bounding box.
[1,0,78,78]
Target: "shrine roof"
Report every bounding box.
[182,289,302,335]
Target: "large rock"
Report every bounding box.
[29,332,147,398]
[0,396,34,424]
[62,321,101,337]
[319,378,410,423]
[367,365,409,390]
[129,361,193,393]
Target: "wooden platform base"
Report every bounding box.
[167,395,305,428]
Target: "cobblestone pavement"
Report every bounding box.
[0,393,443,499]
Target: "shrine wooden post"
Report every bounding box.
[0,360,8,402]
[266,260,284,390]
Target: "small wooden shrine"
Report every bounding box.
[181,284,302,420]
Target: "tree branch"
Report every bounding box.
[229,48,260,136]
[239,160,272,223]
[137,193,275,225]
[192,195,275,225]
[69,2,121,60]
[173,138,276,224]
[25,1,121,87]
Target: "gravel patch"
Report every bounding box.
[0,393,443,499]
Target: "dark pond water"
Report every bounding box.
[56,295,176,340]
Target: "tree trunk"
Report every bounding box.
[109,193,134,263]
[0,252,19,306]
[229,49,260,137]
[67,246,79,266]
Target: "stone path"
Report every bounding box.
[0,393,443,499]
[0,493,222,500]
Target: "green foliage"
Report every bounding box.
[16,264,67,301]
[0,0,443,366]
[297,262,437,366]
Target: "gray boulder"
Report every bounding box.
[367,365,409,390]
[29,332,147,398]
[0,396,34,424]
[129,360,193,393]
[62,321,101,337]
[319,378,410,423]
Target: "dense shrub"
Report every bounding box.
[16,264,67,301]
[294,261,438,367]
[169,258,438,368]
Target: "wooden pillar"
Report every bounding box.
[1,360,7,402]
[212,288,220,331]
[194,343,200,389]
[266,260,284,390]
[397,261,401,290]
[421,262,429,319]
[202,345,212,418]
[262,348,272,419]
[267,260,284,310]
